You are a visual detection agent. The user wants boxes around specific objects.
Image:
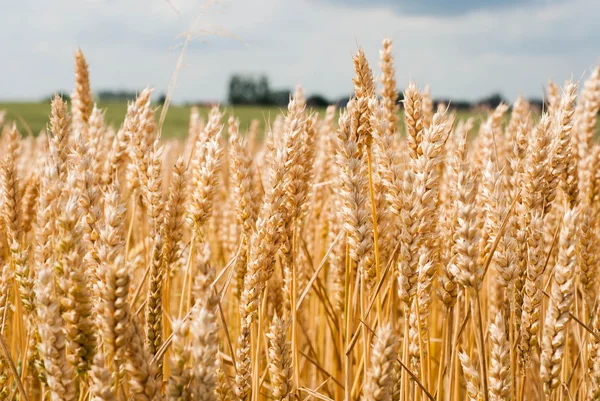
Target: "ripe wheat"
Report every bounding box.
[0,42,599,401]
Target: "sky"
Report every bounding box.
[2,0,600,104]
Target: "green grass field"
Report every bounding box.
[2,101,554,139]
[0,102,328,138]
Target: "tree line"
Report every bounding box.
[227,74,544,111]
[44,75,544,111]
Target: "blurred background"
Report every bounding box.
[2,0,599,136]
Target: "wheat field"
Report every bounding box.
[0,40,599,401]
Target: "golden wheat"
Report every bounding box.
[0,41,599,401]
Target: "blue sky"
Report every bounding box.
[2,0,599,103]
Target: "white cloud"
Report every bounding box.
[1,0,599,103]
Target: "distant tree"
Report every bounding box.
[528,98,544,112]
[156,92,167,105]
[306,94,330,108]
[450,100,472,110]
[228,74,280,105]
[228,75,264,105]
[434,99,472,111]
[270,90,292,107]
[397,91,404,103]
[255,76,271,105]
[335,96,351,108]
[97,90,137,102]
[228,75,244,104]
[477,92,506,109]
[44,91,71,102]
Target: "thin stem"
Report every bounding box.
[470,288,490,401]
[360,275,369,388]
[402,305,411,401]
[509,298,517,401]
[414,296,428,396]
[178,235,195,319]
[449,301,460,401]
[344,243,353,401]
[366,148,382,321]
[291,224,300,395]
[435,311,449,401]
[125,190,137,259]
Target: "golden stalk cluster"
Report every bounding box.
[0,43,599,401]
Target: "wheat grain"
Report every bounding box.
[0,39,599,401]
[540,207,578,396]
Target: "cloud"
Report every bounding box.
[1,0,599,104]
[314,0,562,17]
